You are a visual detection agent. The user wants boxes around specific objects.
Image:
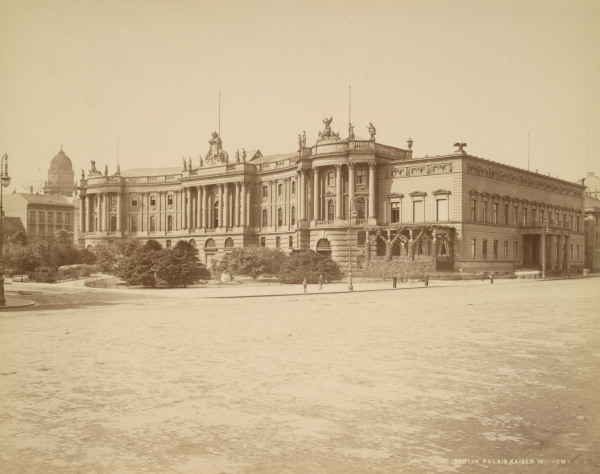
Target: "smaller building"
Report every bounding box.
[1,216,26,255]
[3,193,76,245]
[583,195,600,272]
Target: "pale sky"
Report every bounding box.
[1,0,598,191]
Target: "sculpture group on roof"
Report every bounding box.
[317,117,341,142]
[205,131,229,165]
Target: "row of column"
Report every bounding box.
[303,162,376,221]
[183,181,249,230]
[540,233,570,270]
[80,192,121,233]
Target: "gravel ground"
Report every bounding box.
[0,278,599,473]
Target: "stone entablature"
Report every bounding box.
[465,157,584,198]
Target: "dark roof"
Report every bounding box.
[11,193,73,205]
[1,217,25,234]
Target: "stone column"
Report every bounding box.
[241,181,247,227]
[223,183,229,229]
[313,167,320,221]
[101,193,107,231]
[348,163,355,213]
[202,186,208,228]
[335,164,342,220]
[368,162,376,222]
[234,181,240,227]
[299,170,306,220]
[87,194,93,232]
[196,186,202,230]
[80,195,86,233]
[218,183,223,229]
[117,192,121,232]
[564,235,570,270]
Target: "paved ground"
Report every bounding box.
[0,278,599,473]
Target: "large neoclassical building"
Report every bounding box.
[79,118,585,274]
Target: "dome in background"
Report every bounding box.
[49,145,73,172]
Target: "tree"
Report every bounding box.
[94,240,142,275]
[154,241,210,288]
[217,247,286,279]
[278,250,341,284]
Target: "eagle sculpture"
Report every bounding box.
[453,142,467,154]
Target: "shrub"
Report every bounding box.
[278,250,341,284]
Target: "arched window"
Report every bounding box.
[224,237,234,248]
[131,216,138,232]
[213,201,219,228]
[291,180,296,194]
[262,209,268,227]
[110,216,117,232]
[189,239,196,248]
[277,208,283,226]
[291,206,296,225]
[150,216,156,232]
[167,215,173,231]
[327,200,335,220]
[316,238,332,256]
[205,238,216,249]
[262,185,268,198]
[278,183,283,197]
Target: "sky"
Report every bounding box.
[1,0,599,191]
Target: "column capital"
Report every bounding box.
[368,161,377,169]
[335,163,342,169]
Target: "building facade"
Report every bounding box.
[79,120,586,273]
[3,193,76,244]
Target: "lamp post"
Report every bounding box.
[0,153,11,306]
[541,218,549,280]
[347,197,358,291]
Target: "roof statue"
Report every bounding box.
[188,157,192,170]
[89,160,101,176]
[367,122,376,140]
[81,169,85,180]
[317,117,340,142]
[235,149,240,163]
[298,133,303,150]
[104,164,108,176]
[199,155,203,167]
[242,148,246,162]
[182,157,187,170]
[205,131,229,165]
[348,123,355,139]
[302,131,306,147]
[115,163,121,176]
[453,142,467,154]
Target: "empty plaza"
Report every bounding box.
[1,278,599,473]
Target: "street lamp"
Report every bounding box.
[347,197,358,291]
[0,153,11,306]
[541,218,549,280]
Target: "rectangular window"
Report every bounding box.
[288,235,293,248]
[65,214,71,225]
[504,241,508,259]
[482,239,487,259]
[492,203,498,224]
[493,240,498,259]
[291,181,296,194]
[167,194,173,206]
[570,244,573,259]
[540,210,545,222]
[262,185,268,198]
[513,205,518,226]
[531,209,536,225]
[29,211,36,223]
[276,236,281,248]
[481,201,488,223]
[470,199,477,221]
[57,213,63,224]
[356,170,366,185]
[504,204,509,225]
[131,195,138,207]
[576,216,580,232]
[522,208,527,226]
[391,202,400,223]
[40,212,45,223]
[260,237,266,247]
[513,241,518,260]
[48,212,54,223]
[166,240,171,248]
[150,195,156,207]
[436,199,448,222]
[278,183,283,197]
[470,239,476,259]
[110,196,117,207]
[327,171,334,186]
[576,245,580,260]
[412,200,424,223]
